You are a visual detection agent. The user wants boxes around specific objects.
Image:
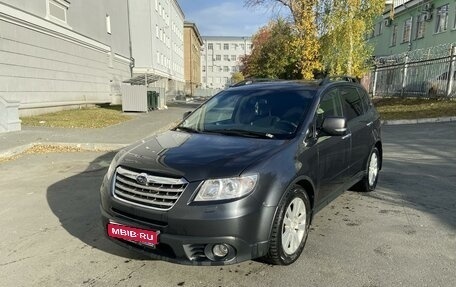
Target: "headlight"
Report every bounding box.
[194,174,258,202]
[106,149,126,181]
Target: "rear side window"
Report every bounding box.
[340,87,363,121]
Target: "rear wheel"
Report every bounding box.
[264,186,311,265]
[353,147,380,192]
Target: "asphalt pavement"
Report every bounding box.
[0,114,455,286]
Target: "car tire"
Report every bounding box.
[264,185,311,265]
[353,147,380,192]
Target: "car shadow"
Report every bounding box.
[46,152,149,259]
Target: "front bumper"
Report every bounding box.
[100,176,276,265]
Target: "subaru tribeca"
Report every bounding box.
[100,78,382,266]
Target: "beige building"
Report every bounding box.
[183,21,203,96]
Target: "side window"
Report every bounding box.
[357,88,371,113]
[317,89,343,127]
[340,87,363,121]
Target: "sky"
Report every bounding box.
[177,0,288,37]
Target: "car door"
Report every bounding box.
[316,88,351,203]
[340,86,373,177]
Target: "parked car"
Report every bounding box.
[100,78,382,266]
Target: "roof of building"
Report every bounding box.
[184,21,203,46]
[202,36,252,41]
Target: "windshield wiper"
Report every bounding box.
[208,129,274,139]
[175,126,200,133]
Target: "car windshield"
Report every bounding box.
[176,88,315,139]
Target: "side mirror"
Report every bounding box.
[321,117,347,136]
[183,111,192,119]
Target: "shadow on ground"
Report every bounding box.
[46,152,148,259]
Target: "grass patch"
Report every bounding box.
[373,98,456,120]
[21,105,132,128]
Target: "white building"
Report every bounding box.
[201,36,252,89]
[0,0,131,119]
[127,0,185,96]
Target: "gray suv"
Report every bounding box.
[100,78,382,265]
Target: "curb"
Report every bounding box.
[381,116,456,125]
[0,142,128,159]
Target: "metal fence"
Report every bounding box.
[371,44,456,98]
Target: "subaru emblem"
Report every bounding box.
[136,173,148,185]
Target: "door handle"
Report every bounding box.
[366,121,373,127]
[342,133,352,140]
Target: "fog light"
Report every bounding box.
[212,244,229,258]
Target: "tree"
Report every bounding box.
[320,0,384,77]
[245,0,384,78]
[231,72,245,84]
[245,0,322,79]
[241,19,301,79]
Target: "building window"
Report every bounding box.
[402,18,412,43]
[416,14,426,39]
[216,43,221,50]
[208,43,213,50]
[223,43,229,50]
[223,66,229,72]
[391,24,398,46]
[47,0,69,24]
[208,66,213,72]
[202,66,206,72]
[240,44,245,50]
[231,44,236,50]
[454,6,456,29]
[231,55,237,61]
[215,55,221,61]
[435,4,449,33]
[231,66,237,72]
[106,14,111,34]
[376,21,383,36]
[223,55,229,61]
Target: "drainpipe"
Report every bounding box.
[126,0,133,77]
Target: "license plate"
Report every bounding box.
[107,222,159,245]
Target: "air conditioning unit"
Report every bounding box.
[424,11,432,21]
[384,17,392,27]
[423,3,434,11]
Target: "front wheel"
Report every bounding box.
[264,186,311,265]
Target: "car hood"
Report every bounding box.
[119,130,287,182]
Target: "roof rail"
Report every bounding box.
[319,75,359,86]
[230,78,277,87]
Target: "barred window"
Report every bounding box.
[391,25,398,46]
[416,14,426,39]
[435,4,449,33]
[402,18,412,43]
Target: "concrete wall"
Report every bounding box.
[0,1,131,116]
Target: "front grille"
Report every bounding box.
[113,166,187,211]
